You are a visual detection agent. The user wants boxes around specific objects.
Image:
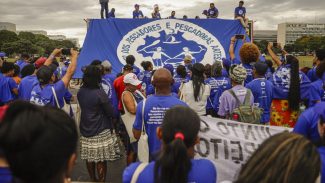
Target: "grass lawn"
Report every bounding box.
[265,56,314,68]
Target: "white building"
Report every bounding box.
[48,35,67,41]
[277,23,325,45]
[17,30,47,36]
[254,30,277,43]
[0,22,16,32]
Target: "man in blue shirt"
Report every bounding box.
[168,11,176,19]
[133,68,187,160]
[18,64,39,101]
[126,55,140,75]
[234,1,248,28]
[133,4,144,19]
[246,62,273,124]
[0,62,18,105]
[207,3,219,18]
[307,49,325,82]
[15,53,30,72]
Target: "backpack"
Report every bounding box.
[228,89,263,124]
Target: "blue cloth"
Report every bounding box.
[30,80,66,107]
[246,78,273,123]
[309,79,325,107]
[222,68,229,77]
[0,167,12,183]
[293,102,325,143]
[269,64,311,100]
[232,58,241,65]
[319,147,325,183]
[102,77,120,118]
[0,76,18,103]
[307,66,318,82]
[235,7,246,17]
[137,70,152,94]
[75,19,247,78]
[18,75,39,101]
[133,95,187,155]
[133,10,144,19]
[205,76,231,111]
[123,159,217,183]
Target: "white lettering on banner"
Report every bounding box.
[195,116,292,183]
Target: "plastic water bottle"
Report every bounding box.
[232,113,239,121]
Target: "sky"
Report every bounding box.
[1,0,325,46]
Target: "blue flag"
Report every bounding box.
[75,18,248,78]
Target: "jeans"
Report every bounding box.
[100,2,108,19]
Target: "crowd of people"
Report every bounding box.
[1,28,325,183]
[98,1,249,27]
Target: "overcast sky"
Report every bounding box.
[1,0,325,46]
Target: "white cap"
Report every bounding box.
[101,60,112,69]
[123,73,142,86]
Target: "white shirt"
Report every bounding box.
[180,80,211,116]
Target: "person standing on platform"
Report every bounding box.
[99,0,109,19]
[108,8,115,18]
[133,4,144,19]
[234,1,248,28]
[207,3,219,18]
[168,11,176,19]
[151,4,161,19]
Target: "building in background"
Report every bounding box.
[253,30,277,43]
[48,35,67,41]
[0,22,16,32]
[277,23,325,45]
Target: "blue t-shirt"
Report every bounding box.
[18,75,39,101]
[30,80,66,108]
[0,76,18,103]
[235,7,246,17]
[16,60,28,71]
[137,70,152,94]
[269,64,311,100]
[319,147,325,183]
[309,79,325,107]
[242,63,254,85]
[293,106,321,144]
[108,12,115,18]
[133,65,141,75]
[207,7,219,17]
[102,77,119,118]
[123,159,217,183]
[307,66,318,82]
[205,76,231,111]
[173,74,190,94]
[246,78,273,123]
[133,95,187,155]
[0,167,12,183]
[133,10,144,18]
[222,68,229,77]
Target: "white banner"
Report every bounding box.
[196,117,292,183]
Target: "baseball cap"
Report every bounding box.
[254,62,268,75]
[123,73,142,86]
[34,57,47,69]
[184,55,192,61]
[101,60,112,69]
[229,64,247,84]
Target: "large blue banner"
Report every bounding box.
[75,18,248,78]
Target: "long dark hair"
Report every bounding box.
[235,132,320,183]
[286,55,300,111]
[191,63,205,101]
[154,106,200,183]
[82,65,101,89]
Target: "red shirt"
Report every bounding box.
[113,75,125,110]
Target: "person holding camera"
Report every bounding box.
[30,48,78,108]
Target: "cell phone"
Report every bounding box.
[273,42,278,47]
[235,34,245,39]
[61,48,71,56]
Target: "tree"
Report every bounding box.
[18,32,36,44]
[0,30,19,51]
[2,39,41,55]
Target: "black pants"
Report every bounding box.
[100,2,108,19]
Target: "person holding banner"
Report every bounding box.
[235,132,320,183]
[269,55,310,127]
[132,68,187,161]
[234,1,248,28]
[133,4,144,19]
[124,106,217,183]
[151,4,161,19]
[168,11,176,19]
[207,3,219,18]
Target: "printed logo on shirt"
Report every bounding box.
[117,19,226,69]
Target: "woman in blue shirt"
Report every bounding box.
[123,106,217,183]
[133,4,144,18]
[309,61,325,107]
[137,61,153,95]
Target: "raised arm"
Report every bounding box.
[267,42,282,67]
[61,49,79,88]
[44,48,62,66]
[229,36,236,60]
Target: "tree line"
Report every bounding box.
[0,30,76,56]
